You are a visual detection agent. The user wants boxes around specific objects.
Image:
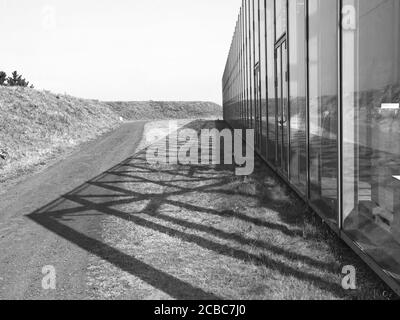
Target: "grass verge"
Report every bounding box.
[82,120,394,300]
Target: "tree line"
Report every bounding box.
[0,71,34,88]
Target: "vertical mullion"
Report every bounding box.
[305,0,310,202]
[337,0,343,231]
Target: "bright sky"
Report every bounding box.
[0,0,241,104]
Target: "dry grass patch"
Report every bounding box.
[0,87,122,187]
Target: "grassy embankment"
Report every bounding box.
[0,87,222,189]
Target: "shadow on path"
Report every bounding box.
[28,120,346,299]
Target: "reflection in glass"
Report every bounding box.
[254,0,260,65]
[266,0,276,164]
[308,0,338,222]
[274,39,289,176]
[254,0,261,150]
[276,45,282,169]
[248,0,254,129]
[236,22,240,127]
[289,0,307,194]
[244,0,249,128]
[260,0,268,158]
[241,7,245,127]
[275,0,287,40]
[342,0,400,282]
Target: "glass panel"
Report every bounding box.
[249,0,255,129]
[254,0,260,65]
[308,0,338,222]
[282,41,289,175]
[276,41,289,175]
[243,1,247,126]
[276,45,282,169]
[267,0,276,164]
[237,23,240,127]
[255,67,262,150]
[233,28,236,126]
[236,24,240,127]
[289,0,307,194]
[342,0,400,282]
[260,0,268,158]
[233,27,236,126]
[275,0,287,40]
[241,8,245,127]
[249,0,254,129]
[254,0,261,149]
[244,0,249,127]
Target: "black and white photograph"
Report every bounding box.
[0,0,399,305]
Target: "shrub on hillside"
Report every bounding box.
[7,71,32,88]
[0,71,34,88]
[0,71,6,86]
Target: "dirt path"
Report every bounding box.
[0,121,147,299]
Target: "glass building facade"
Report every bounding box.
[222,0,400,295]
